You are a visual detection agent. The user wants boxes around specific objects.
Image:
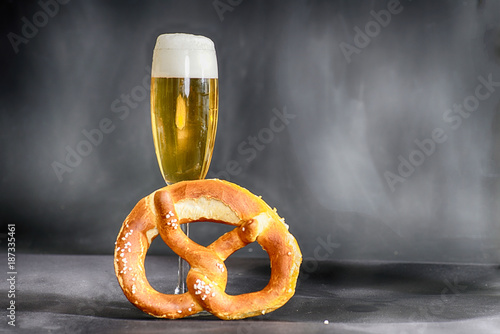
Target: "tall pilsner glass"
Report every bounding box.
[151,34,218,294]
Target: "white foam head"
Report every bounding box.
[152,33,218,78]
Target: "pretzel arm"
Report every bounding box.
[114,198,203,318]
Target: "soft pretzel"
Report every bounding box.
[114,179,302,320]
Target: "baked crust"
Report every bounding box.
[114,179,302,320]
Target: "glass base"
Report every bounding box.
[189,310,212,317]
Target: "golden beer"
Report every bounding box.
[151,77,218,184]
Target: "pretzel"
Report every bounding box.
[114,179,302,320]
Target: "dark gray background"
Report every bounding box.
[1,0,499,263]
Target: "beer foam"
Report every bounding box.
[152,34,218,78]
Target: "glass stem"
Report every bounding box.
[175,222,189,294]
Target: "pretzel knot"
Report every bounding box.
[114,179,302,320]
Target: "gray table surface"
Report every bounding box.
[6,254,500,333]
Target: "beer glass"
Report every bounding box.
[151,33,218,294]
